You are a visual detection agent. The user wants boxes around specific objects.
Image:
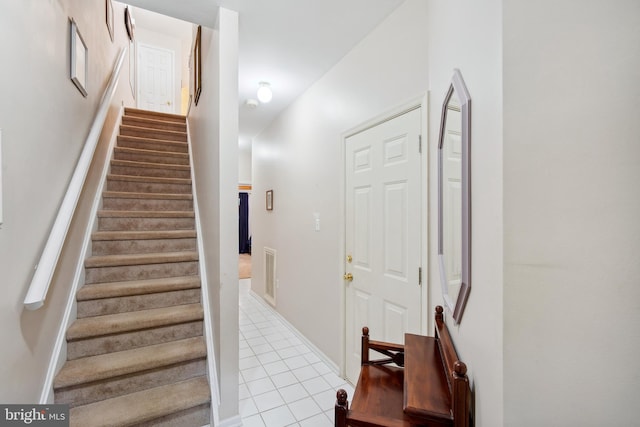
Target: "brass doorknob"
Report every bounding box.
[343,273,353,282]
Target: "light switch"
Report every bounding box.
[313,212,320,232]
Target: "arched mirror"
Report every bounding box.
[438,69,471,324]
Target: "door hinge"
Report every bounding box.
[418,267,422,285]
[418,135,422,154]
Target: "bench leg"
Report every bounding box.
[335,389,348,427]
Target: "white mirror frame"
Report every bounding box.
[437,69,471,324]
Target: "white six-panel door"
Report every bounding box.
[344,107,422,384]
[137,43,175,114]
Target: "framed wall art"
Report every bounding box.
[193,26,202,105]
[124,6,134,41]
[70,19,88,97]
[106,0,114,42]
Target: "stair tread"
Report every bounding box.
[103,190,193,200]
[120,124,187,137]
[122,116,187,129]
[107,174,191,185]
[97,210,194,218]
[125,107,186,122]
[111,158,191,171]
[118,134,188,146]
[55,336,206,388]
[68,377,209,427]
[66,304,204,342]
[114,146,189,158]
[77,276,201,301]
[92,230,196,241]
[85,251,199,268]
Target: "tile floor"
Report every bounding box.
[238,279,354,427]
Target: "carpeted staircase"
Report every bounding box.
[54,108,211,427]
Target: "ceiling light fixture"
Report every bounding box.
[257,82,273,103]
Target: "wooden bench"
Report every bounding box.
[335,306,470,427]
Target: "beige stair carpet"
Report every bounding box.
[53,108,211,427]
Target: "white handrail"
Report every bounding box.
[24,47,127,310]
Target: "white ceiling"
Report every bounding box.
[124,0,406,149]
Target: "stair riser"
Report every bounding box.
[102,197,193,212]
[55,359,206,408]
[122,117,187,133]
[92,237,197,256]
[124,109,186,124]
[97,217,195,232]
[106,179,192,194]
[110,164,191,179]
[85,261,198,284]
[77,289,201,318]
[114,149,189,166]
[120,126,187,143]
[136,403,210,427]
[117,137,188,154]
[67,321,204,359]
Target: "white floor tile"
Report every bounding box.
[247,377,277,396]
[271,339,294,350]
[242,366,269,382]
[277,346,300,359]
[252,343,276,355]
[240,347,255,359]
[284,355,309,370]
[271,371,299,388]
[260,405,297,427]
[254,390,286,412]
[303,353,321,365]
[292,366,319,382]
[311,362,332,376]
[312,389,338,411]
[298,413,333,427]
[277,383,309,403]
[295,344,312,355]
[301,377,331,395]
[239,383,251,400]
[240,356,262,370]
[288,397,322,421]
[264,360,291,376]
[241,414,266,427]
[258,352,282,365]
[240,397,259,417]
[322,373,348,389]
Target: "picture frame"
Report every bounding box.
[193,25,202,106]
[106,0,114,42]
[266,190,273,211]
[124,6,134,41]
[70,19,88,97]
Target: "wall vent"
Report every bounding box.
[263,247,277,306]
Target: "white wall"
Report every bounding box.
[0,0,133,402]
[252,0,429,367]
[503,1,640,425]
[426,0,503,426]
[239,144,252,185]
[188,8,240,423]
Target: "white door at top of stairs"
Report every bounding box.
[137,43,175,114]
